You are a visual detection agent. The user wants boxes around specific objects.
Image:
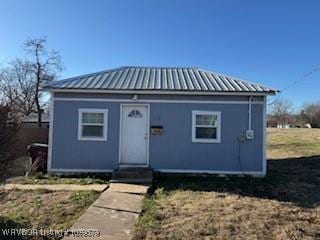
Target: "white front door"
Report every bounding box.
[120,105,149,165]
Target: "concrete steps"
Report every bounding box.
[111,168,153,184]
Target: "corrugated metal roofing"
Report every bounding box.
[45,66,277,94]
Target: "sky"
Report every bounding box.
[0,0,320,111]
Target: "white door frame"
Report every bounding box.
[118,103,150,167]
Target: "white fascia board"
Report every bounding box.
[48,88,276,96]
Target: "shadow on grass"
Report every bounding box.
[0,216,31,240]
[154,155,320,208]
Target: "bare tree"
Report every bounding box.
[270,98,293,127]
[301,102,320,128]
[0,38,63,127]
[0,59,36,115]
[24,37,63,127]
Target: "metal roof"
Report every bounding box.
[44,66,277,95]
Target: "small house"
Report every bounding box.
[44,66,277,176]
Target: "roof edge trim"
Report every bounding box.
[46,88,276,96]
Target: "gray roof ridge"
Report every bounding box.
[121,65,199,70]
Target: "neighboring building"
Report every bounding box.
[305,123,312,128]
[21,113,50,128]
[267,114,309,129]
[44,66,277,176]
[276,124,292,129]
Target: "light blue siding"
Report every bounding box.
[149,103,263,172]
[51,96,264,174]
[52,101,120,170]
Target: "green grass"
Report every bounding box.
[134,128,320,240]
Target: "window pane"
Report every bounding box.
[82,112,104,124]
[196,127,217,139]
[196,114,217,126]
[128,109,143,118]
[82,125,104,137]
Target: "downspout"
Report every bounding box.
[237,96,254,175]
[248,96,252,131]
[246,96,254,139]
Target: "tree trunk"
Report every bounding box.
[35,94,42,128]
[35,60,42,128]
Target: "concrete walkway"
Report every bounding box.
[108,183,150,194]
[64,183,149,240]
[0,183,108,192]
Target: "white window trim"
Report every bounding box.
[78,108,108,141]
[192,110,221,143]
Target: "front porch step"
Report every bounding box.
[110,178,153,184]
[111,168,153,184]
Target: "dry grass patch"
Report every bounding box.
[135,128,320,240]
[6,173,109,185]
[147,190,318,240]
[0,189,100,239]
[267,128,320,159]
[136,171,320,240]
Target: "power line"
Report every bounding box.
[0,58,8,67]
[281,65,320,92]
[267,64,320,106]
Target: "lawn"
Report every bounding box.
[0,190,100,240]
[268,128,320,159]
[134,128,320,240]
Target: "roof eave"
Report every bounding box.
[45,88,277,96]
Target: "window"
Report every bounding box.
[78,109,108,141]
[128,109,143,118]
[192,111,221,143]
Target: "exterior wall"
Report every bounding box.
[149,103,263,173]
[51,101,119,171]
[49,93,265,175]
